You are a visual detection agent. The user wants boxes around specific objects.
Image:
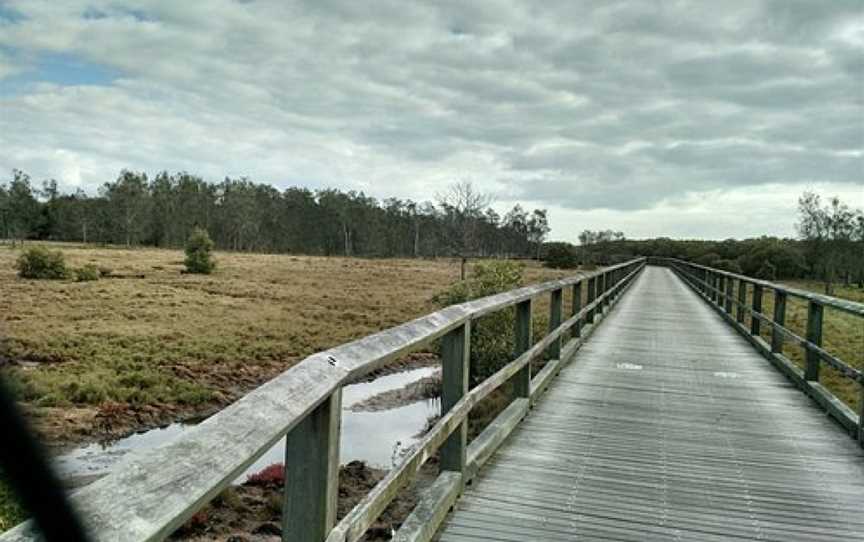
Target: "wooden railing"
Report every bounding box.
[651,257,864,448]
[2,258,646,542]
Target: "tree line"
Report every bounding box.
[546,193,864,291]
[0,170,550,259]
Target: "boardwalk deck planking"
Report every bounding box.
[438,266,864,541]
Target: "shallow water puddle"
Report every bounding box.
[55,366,440,488]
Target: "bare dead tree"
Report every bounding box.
[437,181,493,279]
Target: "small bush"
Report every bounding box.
[542,243,579,269]
[15,246,69,279]
[712,259,743,274]
[246,463,285,487]
[434,261,523,383]
[74,264,100,282]
[184,227,216,274]
[98,266,113,277]
[694,252,722,267]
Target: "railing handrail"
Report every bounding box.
[651,257,864,317]
[1,258,647,542]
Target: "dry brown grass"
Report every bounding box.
[0,242,573,440]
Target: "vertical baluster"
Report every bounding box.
[441,321,471,474]
[858,386,863,448]
[711,273,718,303]
[717,275,725,307]
[601,272,609,309]
[283,390,341,541]
[586,277,597,324]
[572,282,582,339]
[548,289,562,360]
[514,299,533,398]
[736,280,747,324]
[750,284,763,336]
[596,273,605,313]
[724,276,734,314]
[771,291,787,354]
[805,301,823,382]
[858,388,864,448]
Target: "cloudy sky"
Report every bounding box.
[0,1,862,241]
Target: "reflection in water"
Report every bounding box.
[55,366,440,488]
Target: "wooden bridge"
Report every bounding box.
[3,259,863,541]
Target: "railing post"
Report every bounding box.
[710,273,718,303]
[717,275,725,307]
[596,273,605,313]
[441,321,471,474]
[771,291,787,354]
[283,389,341,541]
[572,282,582,339]
[736,280,747,323]
[514,299,532,398]
[586,277,597,324]
[750,284,763,336]
[805,301,823,381]
[548,289,562,360]
[858,386,863,447]
[724,277,733,314]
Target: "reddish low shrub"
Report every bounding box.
[245,463,285,487]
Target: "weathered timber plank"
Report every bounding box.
[464,399,529,482]
[391,471,462,542]
[441,322,470,473]
[283,389,341,541]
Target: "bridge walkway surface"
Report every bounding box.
[438,266,864,541]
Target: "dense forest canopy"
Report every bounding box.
[0,170,550,259]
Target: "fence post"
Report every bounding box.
[805,301,823,382]
[597,273,606,312]
[586,277,597,324]
[858,386,863,447]
[717,275,725,307]
[605,272,613,307]
[283,390,341,541]
[514,299,533,398]
[771,291,787,354]
[736,280,746,324]
[711,273,718,303]
[572,282,582,339]
[441,321,471,474]
[548,289,562,360]
[750,284,763,336]
[724,277,733,314]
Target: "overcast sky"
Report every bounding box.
[0,1,862,241]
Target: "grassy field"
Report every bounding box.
[1,243,579,531]
[0,243,574,446]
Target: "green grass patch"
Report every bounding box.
[0,474,26,532]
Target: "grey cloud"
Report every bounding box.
[0,0,861,239]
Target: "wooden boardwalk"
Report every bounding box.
[438,266,864,541]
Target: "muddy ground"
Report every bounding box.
[26,352,440,454]
[170,460,438,542]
